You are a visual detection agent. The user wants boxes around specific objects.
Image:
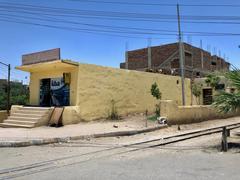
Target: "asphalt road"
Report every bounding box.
[10,149,240,180]
[0,132,240,180]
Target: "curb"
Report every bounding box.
[0,125,167,147]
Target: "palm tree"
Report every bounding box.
[213,69,240,113]
[205,73,220,90]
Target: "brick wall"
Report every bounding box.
[120,42,230,78]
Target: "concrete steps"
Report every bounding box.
[3,120,37,126]
[0,123,34,128]
[0,107,53,128]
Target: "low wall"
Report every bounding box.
[161,100,240,125]
[62,106,82,125]
[0,111,8,123]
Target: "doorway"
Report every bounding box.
[40,77,70,107]
[40,78,51,107]
[203,88,213,105]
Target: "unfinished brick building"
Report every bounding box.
[120,42,230,78]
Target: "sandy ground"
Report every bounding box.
[59,116,240,147]
[0,114,157,141]
[0,115,239,142]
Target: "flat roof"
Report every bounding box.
[16,60,79,73]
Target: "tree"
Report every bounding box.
[192,83,202,105]
[0,81,29,110]
[213,69,240,113]
[205,73,220,90]
[150,82,162,117]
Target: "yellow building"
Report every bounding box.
[15,49,192,125]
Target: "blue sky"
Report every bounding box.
[0,0,240,84]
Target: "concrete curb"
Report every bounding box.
[0,125,167,147]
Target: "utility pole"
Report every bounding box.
[200,40,204,69]
[219,50,222,71]
[7,64,11,115]
[177,4,186,106]
[0,61,11,115]
[125,42,129,69]
[148,38,152,69]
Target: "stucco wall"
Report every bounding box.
[62,106,82,125]
[28,62,193,123]
[29,67,78,106]
[161,100,239,125]
[75,63,192,121]
[0,111,8,123]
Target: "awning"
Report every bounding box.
[16,60,79,73]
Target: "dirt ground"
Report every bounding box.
[61,116,240,146]
[50,116,240,156]
[0,114,239,142]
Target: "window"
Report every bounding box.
[211,61,217,66]
[215,84,225,91]
[230,88,235,94]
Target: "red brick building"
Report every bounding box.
[120,42,230,78]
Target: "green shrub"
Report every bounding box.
[107,99,119,120]
[192,83,202,105]
[150,82,162,117]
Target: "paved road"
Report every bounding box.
[0,132,240,180]
[9,149,240,180]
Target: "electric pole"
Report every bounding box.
[177,4,186,106]
[148,38,152,69]
[7,64,11,115]
[125,42,129,69]
[0,61,11,115]
[200,40,204,69]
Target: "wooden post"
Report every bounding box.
[145,110,148,127]
[221,127,228,152]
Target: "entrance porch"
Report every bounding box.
[16,60,79,107]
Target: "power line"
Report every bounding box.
[0,13,179,33]
[70,0,177,6]
[0,65,8,71]
[0,17,178,39]
[4,7,240,26]
[1,2,240,39]
[3,1,240,8]
[1,13,240,37]
[70,0,240,7]
[3,2,240,21]
[0,13,239,35]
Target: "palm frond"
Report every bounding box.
[213,92,240,113]
[226,69,240,90]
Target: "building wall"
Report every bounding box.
[27,63,192,124]
[121,43,230,78]
[29,68,78,106]
[0,111,7,123]
[74,63,192,121]
[125,43,178,70]
[161,100,240,125]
